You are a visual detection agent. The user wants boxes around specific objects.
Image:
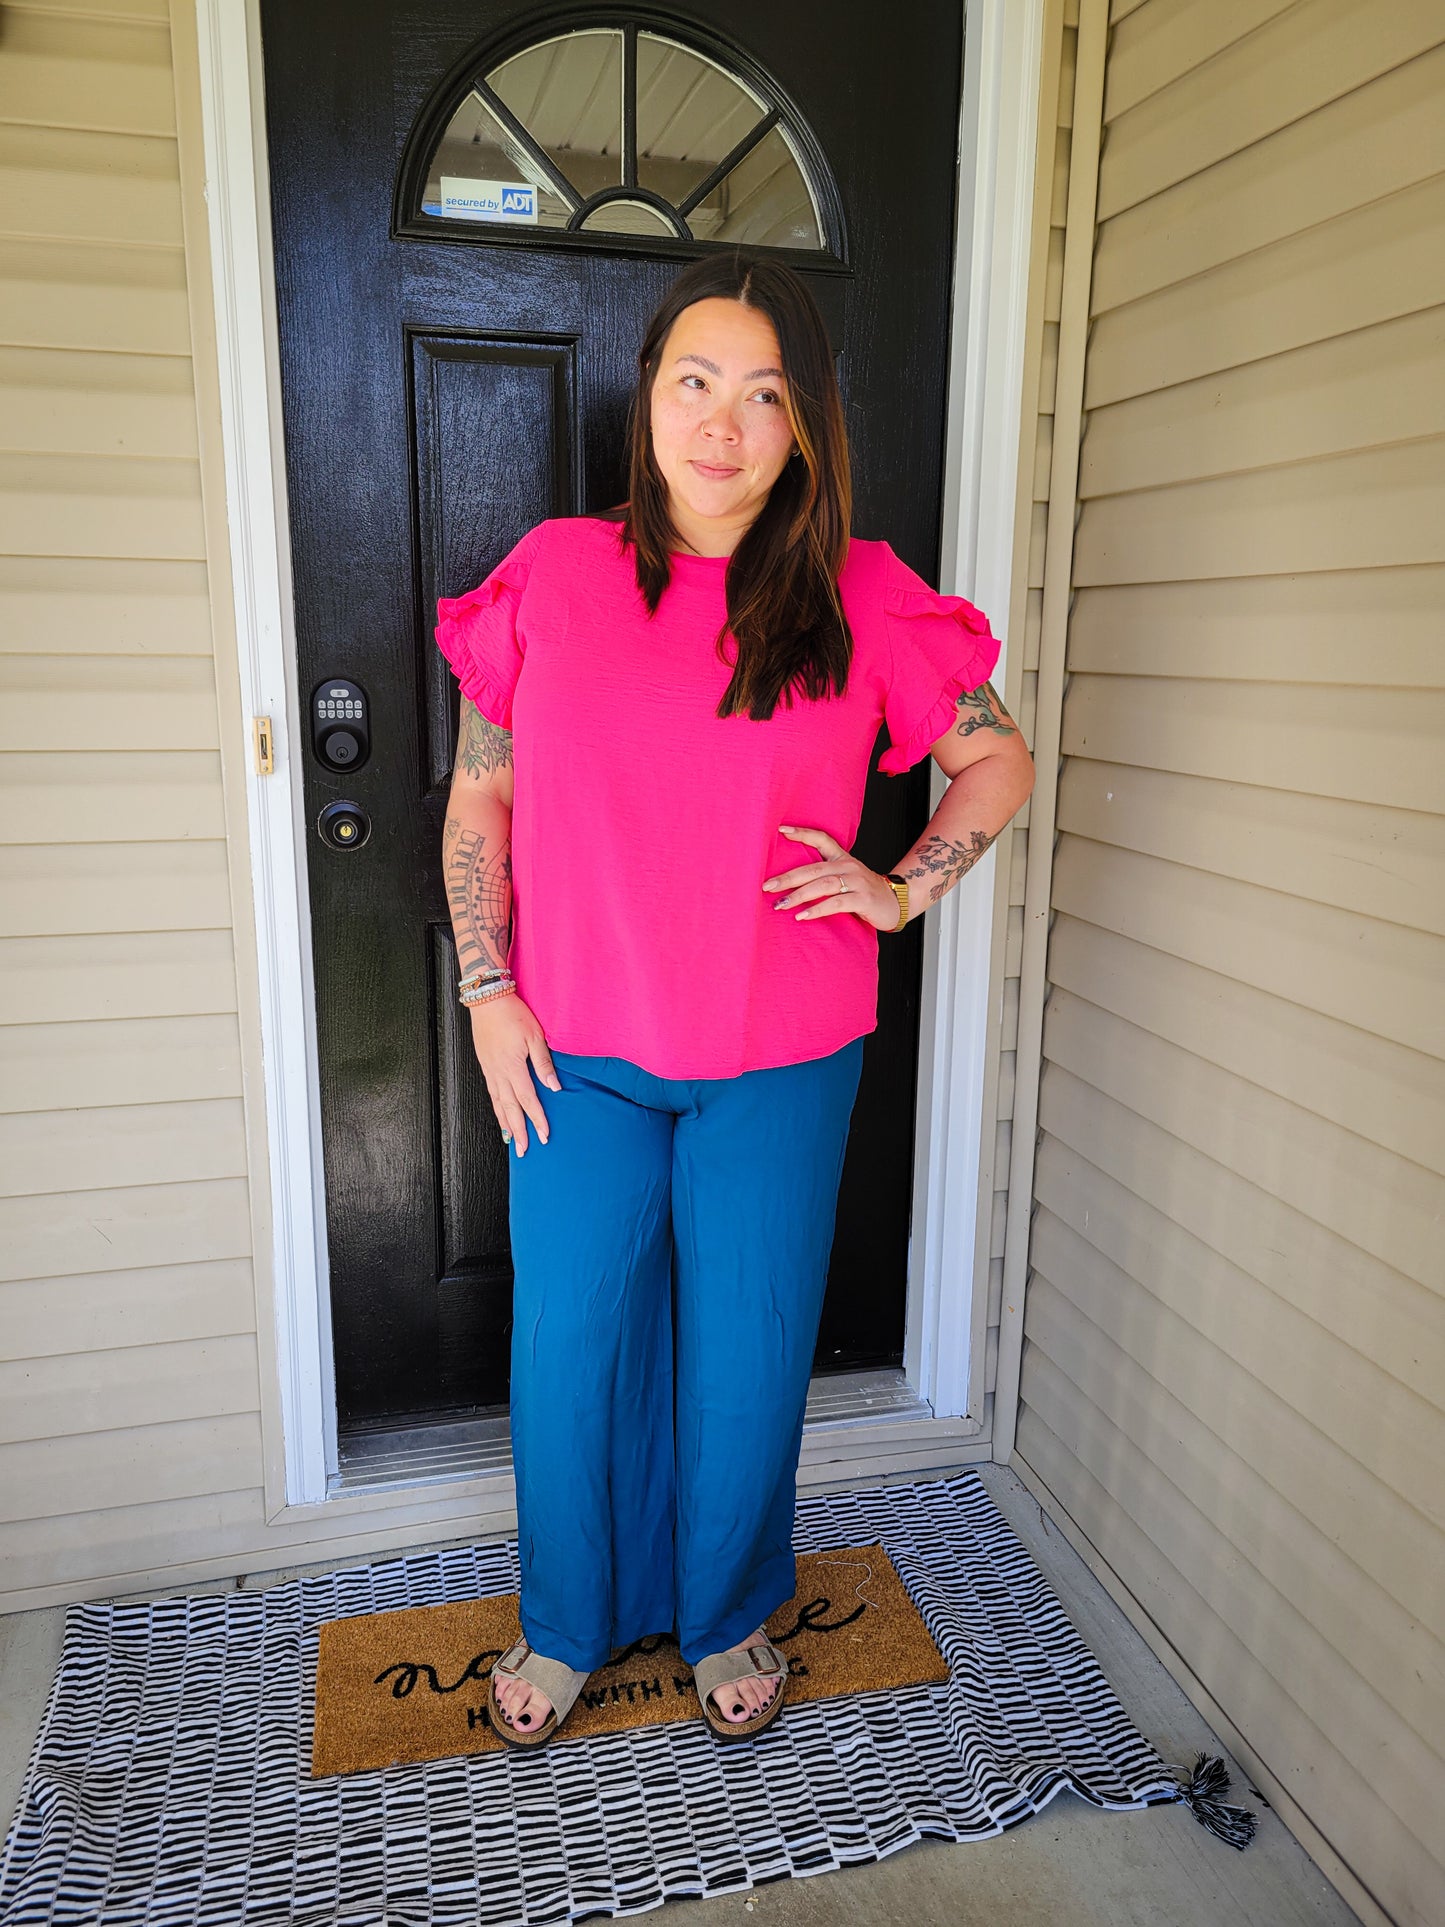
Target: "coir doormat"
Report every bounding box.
[312,1541,949,1775]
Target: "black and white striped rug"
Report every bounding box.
[0,1472,1251,1926]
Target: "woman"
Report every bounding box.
[435,251,1034,1750]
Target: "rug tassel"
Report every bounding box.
[1170,1753,1258,1850]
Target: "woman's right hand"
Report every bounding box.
[468,993,561,1155]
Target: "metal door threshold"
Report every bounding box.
[331,1368,931,1495]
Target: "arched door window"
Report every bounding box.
[395,15,843,261]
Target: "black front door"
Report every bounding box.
[259,0,966,1437]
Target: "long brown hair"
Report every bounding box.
[603,250,854,723]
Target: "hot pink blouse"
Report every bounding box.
[435,515,999,1079]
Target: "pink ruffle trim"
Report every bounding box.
[434,564,526,732]
[876,586,1001,775]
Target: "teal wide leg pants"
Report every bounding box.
[505,1037,865,1672]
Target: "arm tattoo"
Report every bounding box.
[442,815,512,978]
[953,681,1017,740]
[911,829,997,905]
[455,698,513,779]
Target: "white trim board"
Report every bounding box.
[192,0,1043,1513]
[193,0,335,1511]
[907,0,1042,1421]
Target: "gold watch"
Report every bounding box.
[884,873,909,932]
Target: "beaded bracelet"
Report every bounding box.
[460,978,516,1007]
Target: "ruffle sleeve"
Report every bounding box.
[434,521,547,731]
[876,542,1002,775]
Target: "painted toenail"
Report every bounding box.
[519,1713,531,1725]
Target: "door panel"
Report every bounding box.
[412,336,575,789]
[415,333,576,1411]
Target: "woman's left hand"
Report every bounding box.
[762,825,901,932]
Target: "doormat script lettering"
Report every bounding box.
[311,1542,949,1776]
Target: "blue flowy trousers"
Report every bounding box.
[505,1037,866,1672]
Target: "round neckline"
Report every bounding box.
[581,516,734,565]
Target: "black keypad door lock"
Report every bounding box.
[311,678,370,771]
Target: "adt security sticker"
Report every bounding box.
[439,177,538,223]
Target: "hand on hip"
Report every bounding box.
[762,824,898,931]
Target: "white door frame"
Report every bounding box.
[192,0,1042,1511]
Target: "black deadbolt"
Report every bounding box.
[311,677,370,771]
[318,799,370,850]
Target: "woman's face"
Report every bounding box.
[648,297,796,545]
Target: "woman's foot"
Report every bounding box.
[487,1638,593,1752]
[708,1627,783,1724]
[492,1667,553,1732]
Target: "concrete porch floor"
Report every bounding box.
[0,1466,1359,1927]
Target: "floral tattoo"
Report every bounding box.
[912,829,997,905]
[953,681,1016,740]
[455,699,513,779]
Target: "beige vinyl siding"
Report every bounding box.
[0,0,272,1604]
[1013,4,1445,1925]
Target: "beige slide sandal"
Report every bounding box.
[693,1634,790,1742]
[487,1636,591,1751]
